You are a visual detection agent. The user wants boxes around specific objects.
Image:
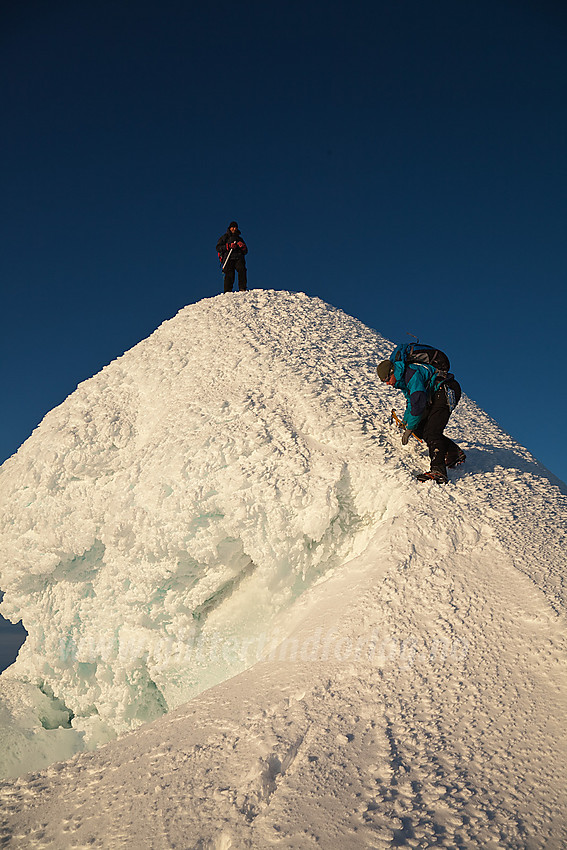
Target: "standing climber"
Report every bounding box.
[377,350,465,484]
[216,221,248,292]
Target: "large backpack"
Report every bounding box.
[391,343,450,374]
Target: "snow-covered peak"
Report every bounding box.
[0,292,565,848]
[0,290,399,768]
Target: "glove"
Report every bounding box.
[237,241,245,248]
[229,241,237,248]
[401,429,413,445]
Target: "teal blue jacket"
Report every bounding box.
[392,360,445,430]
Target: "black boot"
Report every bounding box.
[445,448,466,468]
[416,469,448,484]
[430,447,448,480]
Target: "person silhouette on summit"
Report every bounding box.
[216,221,248,292]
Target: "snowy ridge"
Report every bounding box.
[0,291,566,848]
[0,291,398,762]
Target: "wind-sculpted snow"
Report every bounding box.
[0,291,404,772]
[0,291,566,848]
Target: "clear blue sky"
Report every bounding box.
[1,0,566,485]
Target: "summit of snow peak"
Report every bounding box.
[0,291,565,848]
[0,290,402,767]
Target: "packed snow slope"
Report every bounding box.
[0,290,566,848]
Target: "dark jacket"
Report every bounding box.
[216,227,248,267]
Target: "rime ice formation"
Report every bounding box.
[0,291,566,848]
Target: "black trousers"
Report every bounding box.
[223,258,247,292]
[413,377,461,474]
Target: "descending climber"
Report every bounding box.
[377,349,465,483]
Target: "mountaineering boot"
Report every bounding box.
[445,448,466,468]
[415,470,449,484]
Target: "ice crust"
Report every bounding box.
[0,291,566,847]
[0,291,403,774]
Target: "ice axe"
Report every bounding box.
[390,409,423,443]
[221,247,233,272]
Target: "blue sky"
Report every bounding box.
[1,0,566,485]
